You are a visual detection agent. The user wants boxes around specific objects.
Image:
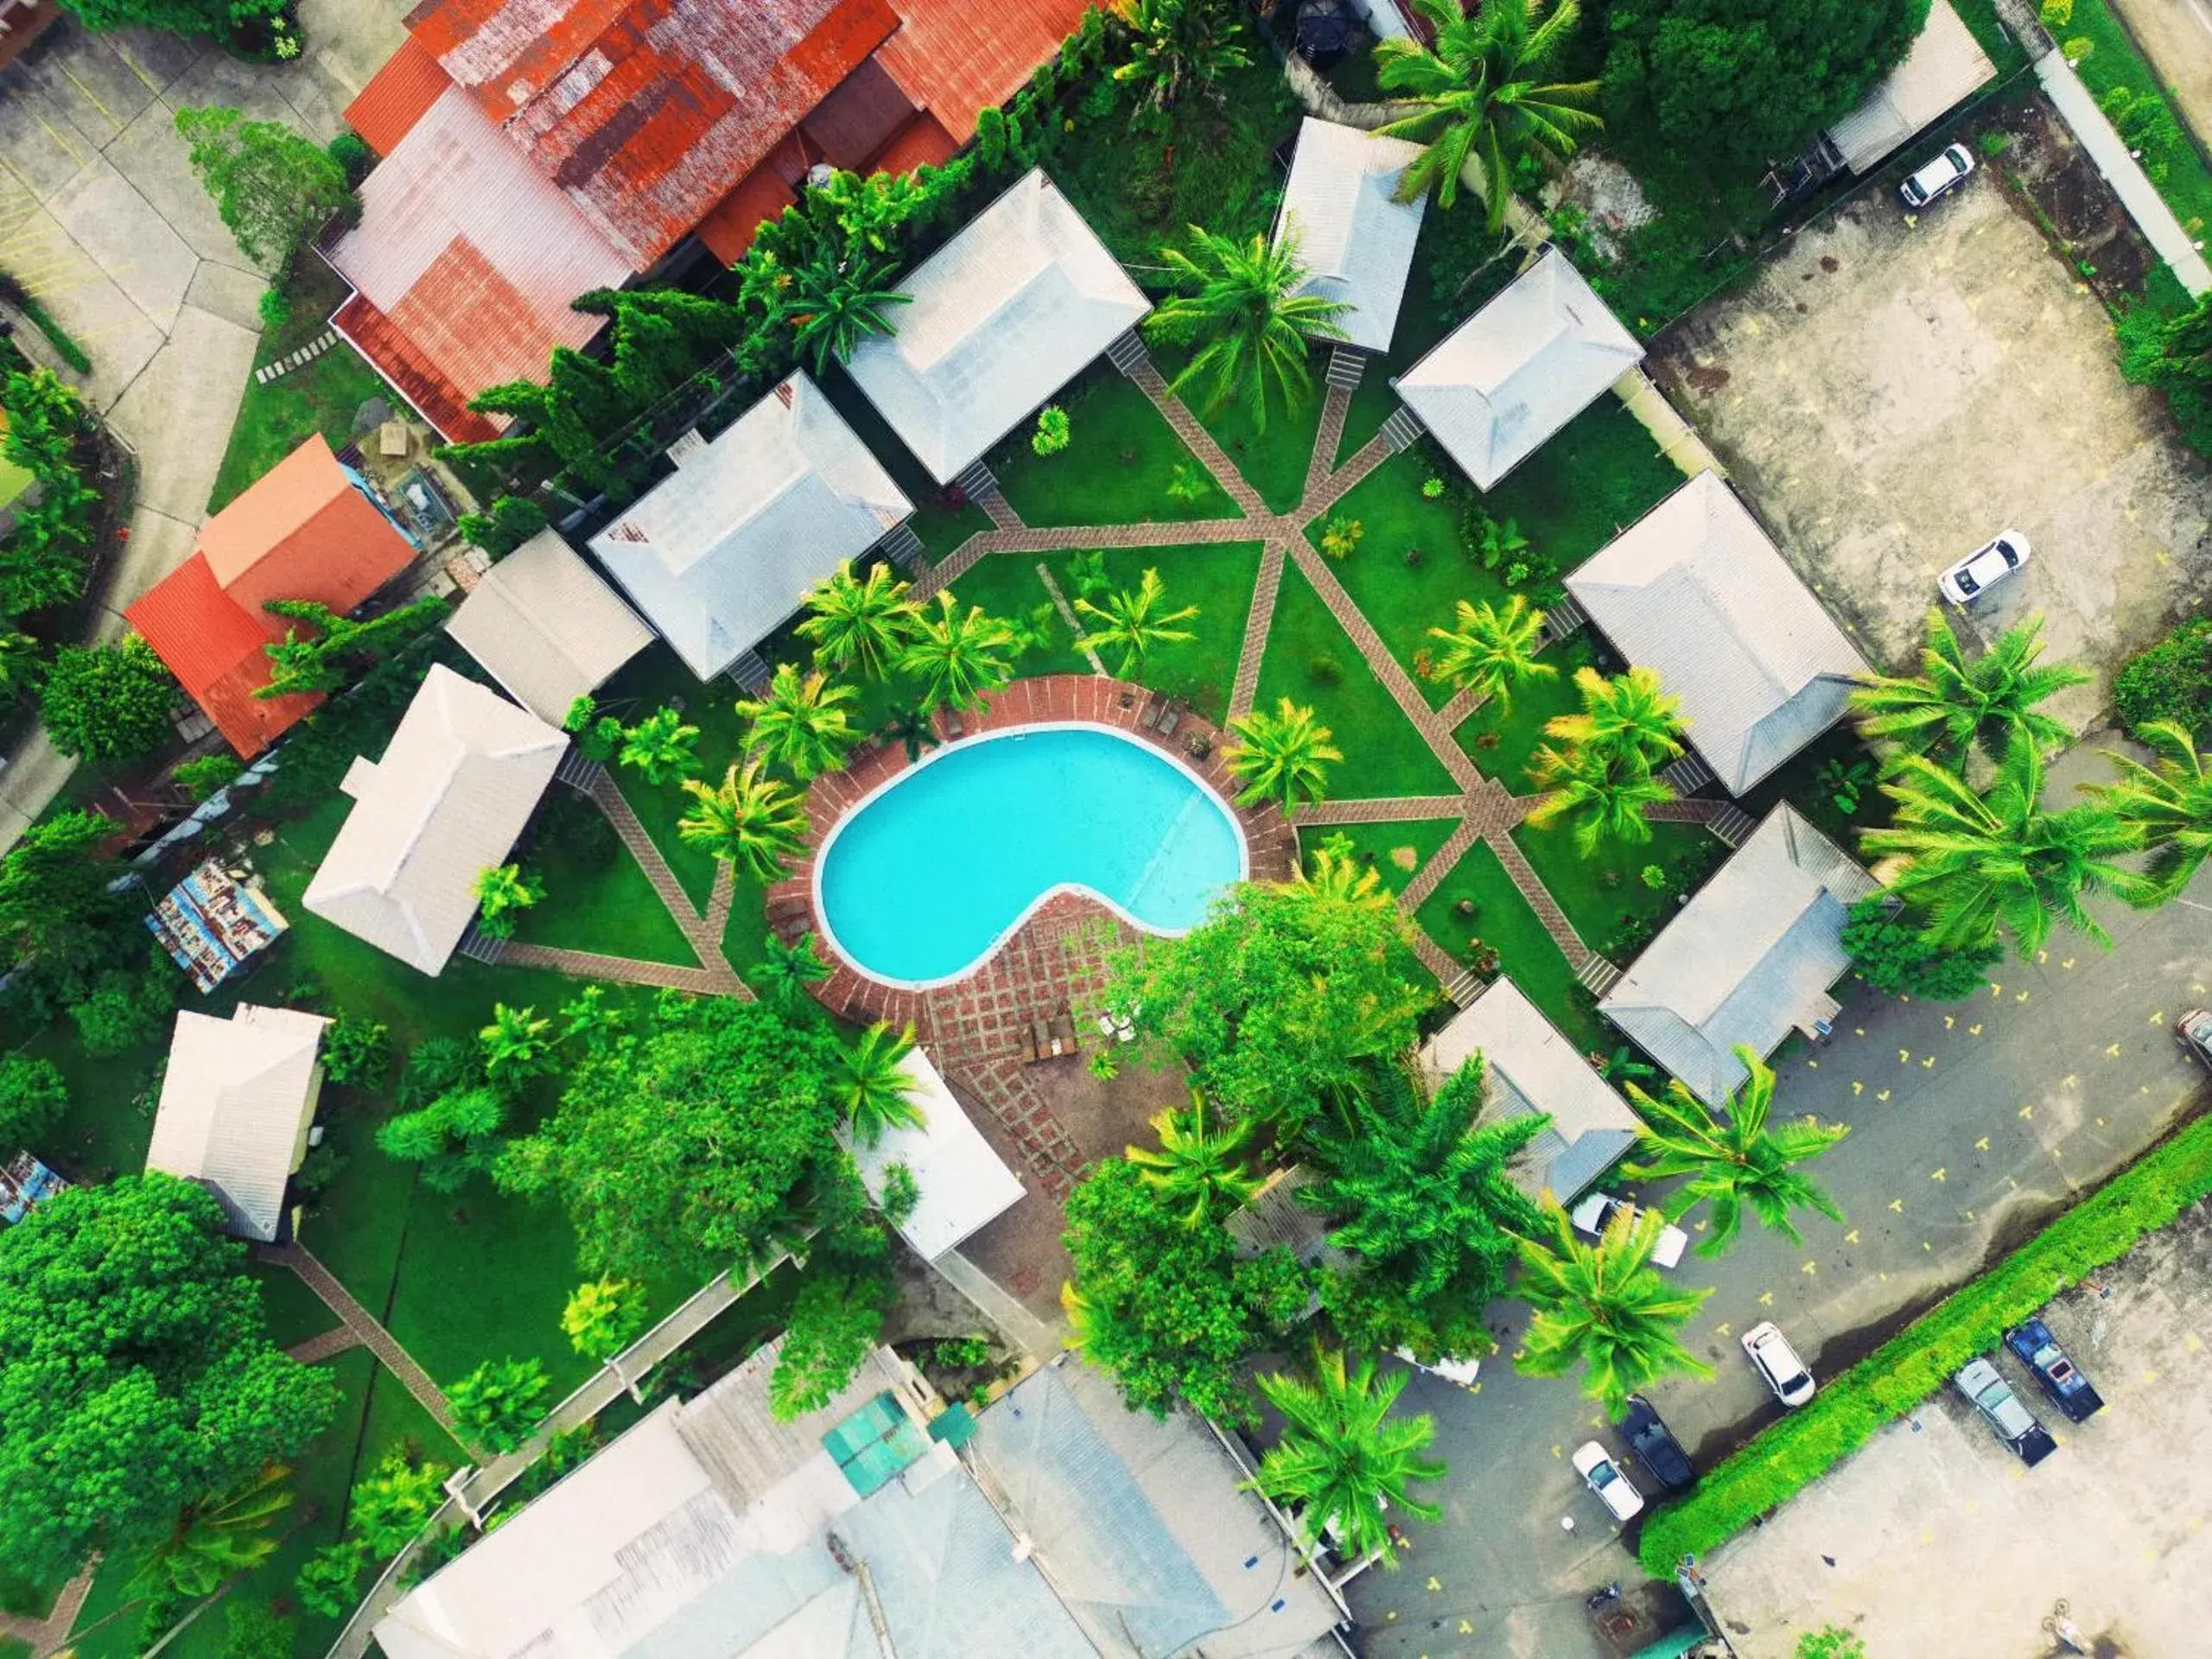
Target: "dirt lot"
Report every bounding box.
[1706,1202,2212,1658]
[1654,102,2212,731]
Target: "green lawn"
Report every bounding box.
[1457,629,1598,790]
[1479,398,1685,570]
[1511,817,1726,965]
[592,648,751,912]
[989,364,1238,526]
[1301,817,1461,897]
[1255,562,1458,799]
[512,791,701,966]
[1147,339,1328,513]
[1412,841,1605,1055]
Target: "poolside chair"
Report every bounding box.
[1139,693,1166,732]
[1158,699,1185,738]
[1050,1009,1080,1054]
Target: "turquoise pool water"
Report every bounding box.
[817,725,1246,985]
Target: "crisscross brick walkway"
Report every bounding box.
[259,1243,461,1436]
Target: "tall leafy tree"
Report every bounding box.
[375,1084,508,1193]
[128,1462,293,1602]
[59,0,281,32]
[1523,740,1675,853]
[836,1022,927,1147]
[1375,0,1602,226]
[1544,664,1685,768]
[1226,697,1342,811]
[1146,226,1348,429]
[1062,1158,1309,1423]
[257,596,448,700]
[736,664,861,783]
[1427,594,1555,708]
[1114,0,1254,113]
[900,593,1018,712]
[798,561,920,680]
[679,760,810,880]
[0,1176,339,1578]
[1513,1197,1714,1413]
[1126,1090,1266,1224]
[1848,610,2088,768]
[1073,567,1200,678]
[173,106,351,270]
[42,637,175,763]
[1251,1346,1446,1567]
[1621,1048,1848,1256]
[618,707,702,785]
[0,809,130,998]
[1863,747,2152,957]
[2091,720,2212,899]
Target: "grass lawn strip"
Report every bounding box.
[1146,339,1327,514]
[512,792,702,966]
[1301,817,1462,898]
[989,364,1240,527]
[1510,817,1723,966]
[2051,0,2212,241]
[1411,840,1604,1054]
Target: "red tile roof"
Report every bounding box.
[402,0,899,268]
[343,35,452,157]
[877,0,1096,143]
[126,438,418,758]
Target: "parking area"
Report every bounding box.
[1654,103,2212,731]
[1707,1203,2212,1658]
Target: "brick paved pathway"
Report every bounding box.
[288,1325,365,1363]
[1308,382,1356,498]
[493,940,747,996]
[0,1564,96,1655]
[1231,539,1288,717]
[258,1243,462,1438]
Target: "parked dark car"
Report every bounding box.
[2004,1318,2106,1423]
[1621,1395,1695,1491]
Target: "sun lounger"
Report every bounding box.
[1158,698,1184,737]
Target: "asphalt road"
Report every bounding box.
[1347,739,2212,1659]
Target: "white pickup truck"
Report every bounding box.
[1570,1192,1690,1268]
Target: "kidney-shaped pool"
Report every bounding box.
[815,724,1247,987]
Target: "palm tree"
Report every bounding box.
[798,560,920,680]
[749,931,832,1013]
[1849,610,2088,768]
[1621,1047,1849,1256]
[1862,747,2152,957]
[736,664,860,782]
[783,247,910,374]
[1126,1089,1265,1223]
[1114,0,1254,114]
[1250,1345,1446,1567]
[679,759,811,880]
[901,592,1018,712]
[1523,741,1675,853]
[2093,720,2212,899]
[1427,594,1554,709]
[619,707,702,785]
[1227,697,1343,811]
[1303,841,1395,911]
[838,1021,927,1147]
[1375,0,1603,228]
[1514,1198,1714,1413]
[881,703,941,764]
[1074,567,1200,678]
[1145,226,1350,431]
[1544,665,1684,768]
[130,1465,293,1599]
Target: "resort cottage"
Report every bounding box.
[1273,117,1428,354]
[445,529,655,724]
[144,1003,331,1243]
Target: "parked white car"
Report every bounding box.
[1570,1192,1689,1269]
[1742,1321,1817,1408]
[1938,531,2030,605]
[1573,1440,1646,1523]
[1900,143,1975,209]
[1395,1347,1481,1388]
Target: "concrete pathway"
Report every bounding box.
[2035,44,2212,294]
[2101,0,2212,207]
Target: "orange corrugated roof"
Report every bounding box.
[333,291,503,446]
[344,35,452,156]
[870,108,960,177]
[694,162,801,265]
[877,0,1095,143]
[124,556,326,760]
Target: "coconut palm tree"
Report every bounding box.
[1621,1047,1849,1257]
[1145,226,1350,431]
[1250,1345,1446,1567]
[1074,567,1200,678]
[1862,747,2152,957]
[748,930,832,1013]
[838,1021,926,1147]
[1544,665,1685,768]
[619,706,702,785]
[1303,841,1395,911]
[1375,0,1602,228]
[1427,594,1555,709]
[679,759,810,880]
[900,592,1018,712]
[1849,610,2088,768]
[881,703,941,764]
[1126,1088,1265,1224]
[1227,697,1343,811]
[1116,0,1254,113]
[798,560,920,680]
[783,246,910,374]
[130,1465,293,1600]
[1514,1198,1715,1413]
[736,664,860,782]
[1523,740,1675,854]
[2092,720,2212,900]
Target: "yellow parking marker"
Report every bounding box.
[1877,1090,1891,1101]
[2020,1104,2034,1119]
[1550,1445,1561,1458]
[1844,1230,1860,1244]
[2063,958,2076,970]
[2145,1370,2160,1384]
[1427,1577,1440,1592]
[1693,1218,1709,1231]
[1513,1350,1527,1363]
[1969,1024,1983,1036]
[2037,950,2049,965]
[2185,1333,2202,1354]
[2096,1116,2107,1127]
[2017,990,2030,1002]
[1460,1620,1475,1635]
[1802,1260,1817,1275]
[1931,1167,1947,1182]
[1853,1081,1864,1096]
[1965,1210,1975,1220]
[1923,1056,1935,1068]
[1592,1416,1605,1427]
[1715,1323,1732,1338]
[1853,1027,1866,1037]
[1975,1136,1990,1152]
[1991,982,2003,996]
[1890,1199,1904,1212]
[1807,1059,1818,1069]
[1898,1048,1911,1063]
[1758,1290,1775,1306]
[2107,1043,2121,1058]
[1924,1242,1933,1251]
[2151,1011,2167,1026]
[1879,1271,1891,1281]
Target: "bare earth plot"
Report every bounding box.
[1707,1207,2212,1658]
[1654,152,2212,732]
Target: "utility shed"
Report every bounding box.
[1273,117,1427,353]
[1825,0,1997,175]
[144,1004,330,1243]
[444,531,654,724]
[842,1046,1024,1260]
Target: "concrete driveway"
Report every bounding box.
[1347,744,2212,1658]
[1652,129,2212,734]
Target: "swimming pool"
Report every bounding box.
[815,723,1247,987]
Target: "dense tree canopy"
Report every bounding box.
[0,808,132,1001]
[174,106,352,270]
[59,0,279,34]
[1600,0,1930,167]
[41,637,176,763]
[0,1175,339,1577]
[497,996,857,1281]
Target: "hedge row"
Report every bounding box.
[1637,1109,2212,1575]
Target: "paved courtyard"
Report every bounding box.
[1654,112,2212,732]
[1707,1202,2212,1658]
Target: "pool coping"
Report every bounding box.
[807,720,1254,993]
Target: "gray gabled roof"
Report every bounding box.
[1826,0,1995,174]
[1274,118,1428,353]
[302,664,566,976]
[590,372,911,680]
[144,1004,328,1243]
[1567,471,1872,794]
[445,531,654,724]
[1600,805,1880,1105]
[847,169,1151,483]
[1393,246,1641,490]
[1422,978,1642,1201]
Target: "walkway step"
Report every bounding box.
[456,924,505,965]
[722,648,773,694]
[1230,540,1287,717]
[952,458,999,506]
[554,749,607,792]
[1377,405,1425,454]
[876,522,924,569]
[1105,329,1152,376]
[1440,966,1485,1008]
[1575,953,1624,996]
[1541,592,1588,645]
[1325,344,1368,394]
[1659,749,1716,796]
[1708,803,1758,847]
